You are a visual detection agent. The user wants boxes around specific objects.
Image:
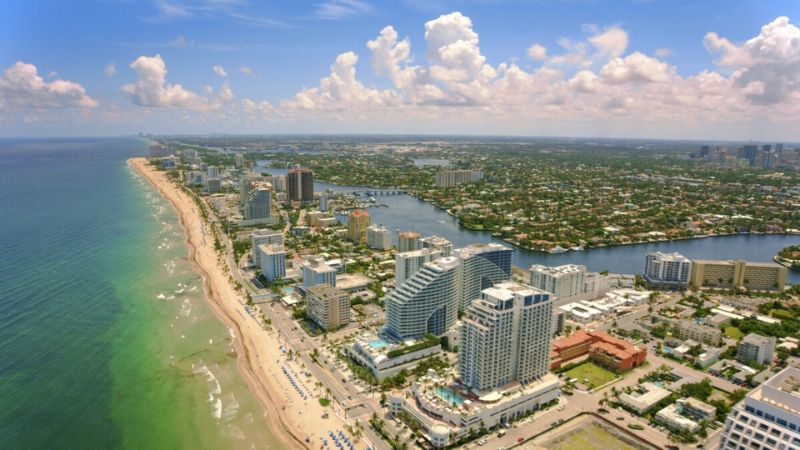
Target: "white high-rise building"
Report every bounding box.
[454,243,513,311]
[395,249,442,287]
[367,225,392,250]
[385,243,513,340]
[385,257,460,341]
[302,257,337,289]
[250,230,284,266]
[737,333,776,365]
[529,264,586,300]
[398,231,422,252]
[435,169,483,188]
[258,244,286,282]
[207,166,219,179]
[644,252,691,287]
[719,367,800,450]
[459,282,553,391]
[421,235,453,257]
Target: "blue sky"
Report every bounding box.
[1,0,799,139]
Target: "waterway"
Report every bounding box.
[257,164,800,283]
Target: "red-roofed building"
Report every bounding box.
[551,330,646,372]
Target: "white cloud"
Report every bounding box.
[705,16,800,104]
[104,62,117,77]
[213,65,227,77]
[599,52,673,84]
[0,61,97,109]
[568,70,601,93]
[527,43,547,61]
[313,0,372,20]
[240,65,254,75]
[122,54,233,110]
[655,48,674,57]
[588,26,628,58]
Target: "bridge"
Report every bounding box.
[345,189,407,196]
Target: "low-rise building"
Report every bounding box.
[674,320,722,346]
[618,382,672,414]
[690,259,788,291]
[550,330,647,372]
[344,332,441,381]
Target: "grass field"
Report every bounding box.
[724,326,745,339]
[549,423,637,450]
[564,361,617,389]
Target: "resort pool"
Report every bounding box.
[282,287,295,296]
[436,387,465,405]
[368,339,389,349]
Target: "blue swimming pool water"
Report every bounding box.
[436,387,465,405]
[368,339,389,349]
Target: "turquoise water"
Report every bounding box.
[0,138,279,449]
[367,339,389,349]
[436,387,465,405]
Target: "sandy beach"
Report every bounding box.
[130,158,349,450]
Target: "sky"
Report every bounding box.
[1,0,799,140]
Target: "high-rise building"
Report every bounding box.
[347,210,371,244]
[234,153,244,168]
[385,243,513,340]
[395,248,442,286]
[306,284,350,331]
[398,231,422,252]
[719,367,800,450]
[435,169,484,188]
[239,173,263,208]
[643,252,691,288]
[385,257,460,340]
[366,224,391,250]
[258,244,286,282]
[743,145,759,165]
[302,257,337,289]
[454,243,513,311]
[287,167,314,202]
[244,186,271,221]
[737,333,776,365]
[421,235,453,257]
[529,264,586,299]
[250,230,284,265]
[319,192,329,212]
[700,145,710,157]
[207,166,219,179]
[459,282,553,391]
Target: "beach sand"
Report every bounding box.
[130,158,349,449]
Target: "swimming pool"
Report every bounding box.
[436,387,465,405]
[368,339,389,349]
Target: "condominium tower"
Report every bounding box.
[459,282,553,391]
[287,167,314,202]
[719,367,800,450]
[366,224,391,250]
[348,210,371,245]
[398,231,422,252]
[643,252,691,287]
[306,285,350,331]
[302,257,337,289]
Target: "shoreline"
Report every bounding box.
[310,173,800,255]
[130,158,328,449]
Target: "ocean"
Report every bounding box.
[0,138,280,449]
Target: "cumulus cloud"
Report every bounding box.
[123,54,233,110]
[527,43,547,60]
[705,16,800,104]
[588,26,628,58]
[599,52,674,84]
[213,65,227,77]
[0,61,97,109]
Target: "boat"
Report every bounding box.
[549,245,568,253]
[570,245,584,251]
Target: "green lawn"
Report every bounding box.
[724,326,744,339]
[319,398,331,407]
[564,362,618,389]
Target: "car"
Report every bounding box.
[477,439,487,446]
[517,437,524,443]
[616,416,625,421]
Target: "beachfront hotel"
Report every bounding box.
[719,367,800,450]
[344,331,442,381]
[250,230,284,266]
[243,185,272,223]
[388,282,560,448]
[258,244,286,282]
[384,243,513,341]
[395,248,442,287]
[306,284,350,331]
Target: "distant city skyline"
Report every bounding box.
[1,1,799,140]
